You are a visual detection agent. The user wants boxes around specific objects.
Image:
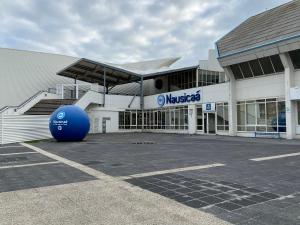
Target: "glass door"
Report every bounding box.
[208,113,216,134]
[204,113,216,134]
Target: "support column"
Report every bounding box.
[224,67,237,136]
[188,104,197,134]
[103,69,106,107]
[280,53,296,139]
[140,77,144,131]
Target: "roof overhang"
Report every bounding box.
[57,58,142,86]
[141,65,199,80]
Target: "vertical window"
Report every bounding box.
[196,106,203,130]
[125,111,130,129]
[270,55,284,72]
[216,103,229,131]
[230,64,243,79]
[259,57,275,75]
[239,62,253,78]
[266,101,277,132]
[217,103,224,130]
[119,112,125,129]
[289,49,300,69]
[246,102,256,125]
[237,103,246,131]
[297,101,300,125]
[249,59,264,77]
[236,99,286,133]
[277,101,286,132]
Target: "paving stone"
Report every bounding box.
[184,200,209,208]
[244,195,270,204]
[243,188,264,194]
[216,202,243,211]
[258,192,280,200]
[186,191,208,199]
[201,189,222,195]
[199,196,225,204]
[214,193,236,200]
[230,198,257,207]
[171,195,193,203]
[174,187,194,194]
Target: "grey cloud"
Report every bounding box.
[0,0,290,65]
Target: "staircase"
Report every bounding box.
[24,99,76,115]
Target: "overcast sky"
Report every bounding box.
[0,0,290,65]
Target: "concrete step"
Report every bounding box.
[24,99,77,115]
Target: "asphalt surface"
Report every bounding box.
[0,133,300,224]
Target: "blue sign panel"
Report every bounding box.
[157,90,201,107]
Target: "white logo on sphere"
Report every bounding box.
[57,111,65,120]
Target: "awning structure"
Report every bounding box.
[57,58,142,87]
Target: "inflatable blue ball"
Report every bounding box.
[49,105,90,142]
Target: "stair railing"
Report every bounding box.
[0,90,49,114]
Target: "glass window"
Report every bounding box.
[298,101,300,125]
[197,106,203,130]
[256,103,266,125]
[236,99,286,133]
[119,112,125,129]
[266,102,277,132]
[270,55,284,72]
[277,101,286,132]
[249,59,264,77]
[217,103,224,130]
[246,103,256,125]
[237,104,246,126]
[289,49,300,69]
[239,62,253,78]
[131,112,136,126]
[125,111,131,129]
[259,57,275,74]
[230,64,243,79]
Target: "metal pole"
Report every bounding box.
[61,84,64,99]
[103,68,106,107]
[1,113,3,145]
[140,76,144,131]
[75,78,79,99]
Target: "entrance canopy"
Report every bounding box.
[57,58,142,87]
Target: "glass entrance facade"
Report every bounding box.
[119,106,188,131]
[237,98,286,132]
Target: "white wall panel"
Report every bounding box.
[1,115,51,144]
[235,74,285,100]
[0,48,79,109]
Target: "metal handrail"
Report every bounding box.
[0,90,48,114]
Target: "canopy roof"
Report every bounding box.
[57,58,142,86]
[57,57,199,86]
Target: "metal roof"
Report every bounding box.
[216,0,300,58]
[140,65,199,79]
[57,58,142,86]
[57,58,199,85]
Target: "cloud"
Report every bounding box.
[0,0,290,65]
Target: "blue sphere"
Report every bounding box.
[49,105,90,142]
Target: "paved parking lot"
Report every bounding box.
[1,133,300,224]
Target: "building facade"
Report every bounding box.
[1,1,300,144]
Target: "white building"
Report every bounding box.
[0,0,300,144]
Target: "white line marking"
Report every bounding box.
[0,146,23,149]
[119,163,225,180]
[0,161,59,170]
[21,143,114,181]
[250,152,300,161]
[0,152,38,156]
